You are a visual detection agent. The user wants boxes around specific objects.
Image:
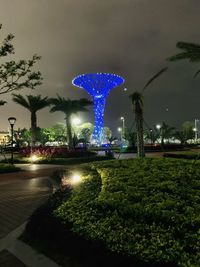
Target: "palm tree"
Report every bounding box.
[130,92,145,157]
[168,42,200,77]
[129,68,168,158]
[12,94,49,145]
[49,95,92,149]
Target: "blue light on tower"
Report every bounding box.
[72,73,125,145]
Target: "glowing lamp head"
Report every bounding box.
[72,117,81,125]
[70,173,82,185]
[30,154,38,162]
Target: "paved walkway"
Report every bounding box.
[0,164,64,267]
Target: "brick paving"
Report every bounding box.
[0,164,64,184]
[0,178,52,239]
[0,164,63,266]
[0,250,27,267]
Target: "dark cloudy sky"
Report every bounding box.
[0,0,200,134]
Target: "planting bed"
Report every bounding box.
[25,158,200,266]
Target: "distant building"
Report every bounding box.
[0,131,9,145]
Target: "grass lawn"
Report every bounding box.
[0,163,20,173]
[23,158,200,267]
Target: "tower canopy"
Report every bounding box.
[72,73,124,97]
[72,73,125,145]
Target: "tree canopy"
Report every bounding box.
[0,24,42,95]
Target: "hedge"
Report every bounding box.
[55,158,200,266]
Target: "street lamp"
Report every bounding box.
[72,117,81,126]
[118,127,122,140]
[150,129,153,146]
[8,117,16,164]
[156,124,161,130]
[120,117,125,139]
[156,124,161,145]
[193,127,197,142]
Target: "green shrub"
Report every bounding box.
[0,163,20,173]
[55,158,200,266]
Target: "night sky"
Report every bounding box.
[0,0,200,134]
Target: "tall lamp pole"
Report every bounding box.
[194,119,198,141]
[118,127,122,141]
[8,117,16,164]
[120,117,125,139]
[156,124,161,144]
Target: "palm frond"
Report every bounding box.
[49,95,92,116]
[176,42,200,51]
[12,94,49,111]
[168,42,200,62]
[12,94,30,109]
[142,67,168,92]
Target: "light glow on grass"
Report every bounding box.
[70,173,82,185]
[30,154,39,162]
[61,172,82,187]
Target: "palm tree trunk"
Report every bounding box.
[31,111,37,146]
[135,111,145,158]
[65,116,73,150]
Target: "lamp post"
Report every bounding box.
[118,127,122,141]
[120,117,125,139]
[150,129,153,146]
[194,119,199,141]
[8,117,16,164]
[193,127,197,143]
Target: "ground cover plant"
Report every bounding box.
[55,158,200,266]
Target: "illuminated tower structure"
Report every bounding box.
[72,73,125,145]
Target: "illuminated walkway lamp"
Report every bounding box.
[8,117,16,164]
[72,73,124,145]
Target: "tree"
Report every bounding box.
[19,128,31,146]
[174,121,195,145]
[0,24,42,96]
[103,126,112,141]
[12,94,49,145]
[77,123,93,147]
[80,128,92,146]
[129,68,168,157]
[124,129,137,147]
[144,127,159,145]
[160,122,175,147]
[168,42,200,77]
[49,95,92,149]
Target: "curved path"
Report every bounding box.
[0,177,52,239]
[0,164,64,266]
